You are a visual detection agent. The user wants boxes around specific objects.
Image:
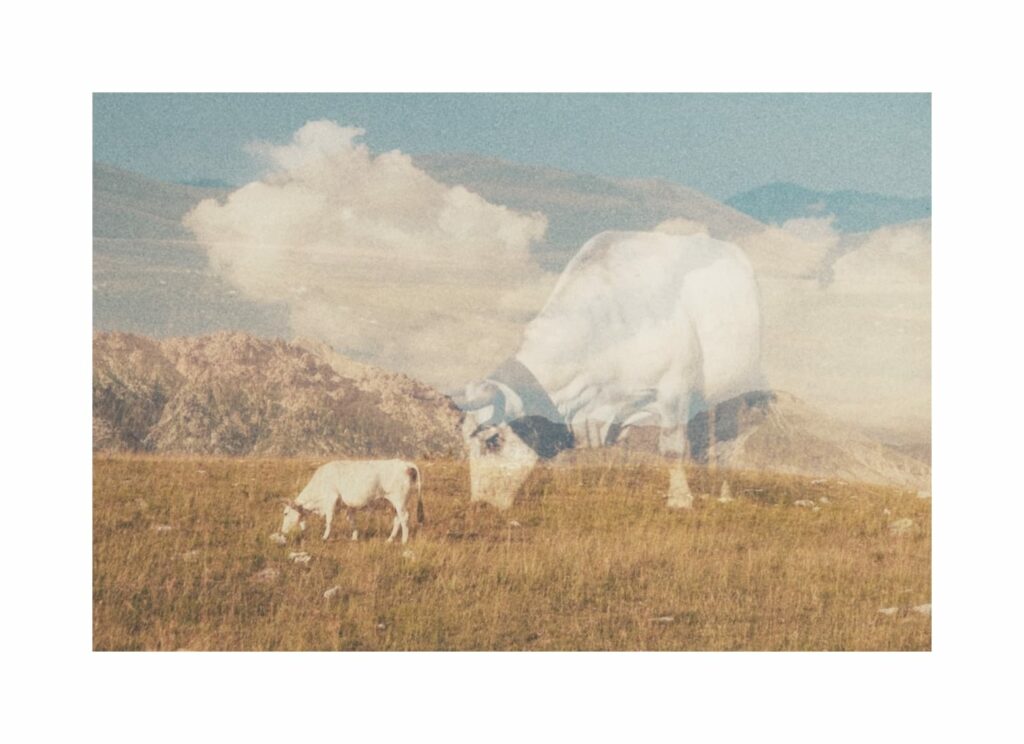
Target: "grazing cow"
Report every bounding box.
[280,460,423,544]
[459,230,763,510]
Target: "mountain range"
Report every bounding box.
[93,332,929,490]
[93,331,463,458]
[727,182,931,232]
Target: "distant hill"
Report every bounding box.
[704,391,929,490]
[94,158,767,334]
[727,182,931,232]
[93,332,463,458]
[413,153,767,270]
[94,162,225,244]
[177,178,237,189]
[93,163,290,339]
[611,391,930,491]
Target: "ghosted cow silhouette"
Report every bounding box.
[458,230,763,509]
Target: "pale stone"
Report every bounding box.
[889,518,915,536]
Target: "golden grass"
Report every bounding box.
[93,454,930,651]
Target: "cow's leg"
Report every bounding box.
[322,496,339,541]
[667,459,694,509]
[402,509,412,544]
[345,508,359,541]
[386,512,401,543]
[659,394,695,510]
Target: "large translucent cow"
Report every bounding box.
[459,230,763,509]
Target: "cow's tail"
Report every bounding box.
[408,465,424,525]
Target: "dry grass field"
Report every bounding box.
[93,454,930,651]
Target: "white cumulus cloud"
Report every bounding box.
[184,120,552,388]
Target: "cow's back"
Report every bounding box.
[518,230,761,415]
[300,460,410,508]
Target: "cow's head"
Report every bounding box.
[280,502,308,534]
[459,381,539,510]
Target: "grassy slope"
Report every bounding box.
[93,455,930,651]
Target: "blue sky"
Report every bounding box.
[93,93,930,200]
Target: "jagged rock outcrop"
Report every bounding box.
[93,331,463,458]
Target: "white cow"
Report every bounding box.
[460,230,763,509]
[280,460,423,544]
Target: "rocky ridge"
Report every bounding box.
[93,331,463,458]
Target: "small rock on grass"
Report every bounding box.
[152,524,173,533]
[878,607,899,616]
[288,551,312,565]
[793,500,815,508]
[269,532,287,546]
[889,518,916,536]
[323,586,342,600]
[912,603,931,616]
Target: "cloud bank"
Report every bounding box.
[660,213,930,440]
[756,219,931,440]
[184,121,551,387]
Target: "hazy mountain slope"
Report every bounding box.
[614,391,929,491]
[93,163,290,338]
[710,392,929,490]
[93,332,463,458]
[727,182,931,232]
[93,163,225,243]
[414,153,766,270]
